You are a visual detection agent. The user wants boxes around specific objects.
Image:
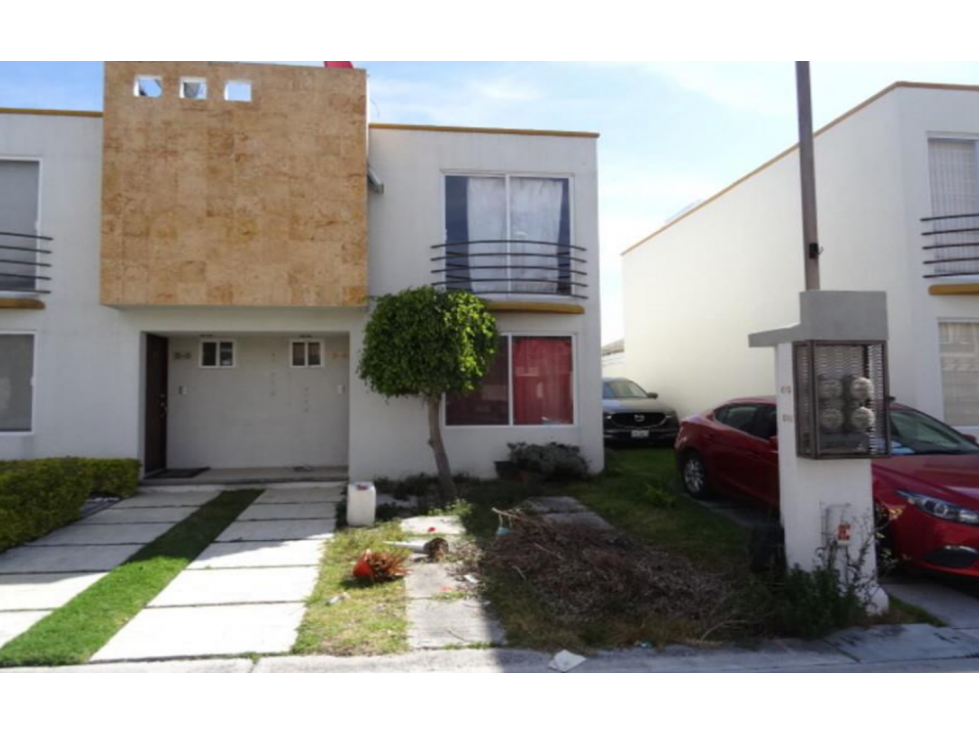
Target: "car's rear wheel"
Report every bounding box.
[681,451,711,499]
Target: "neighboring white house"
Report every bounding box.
[0,61,604,481]
[623,82,979,435]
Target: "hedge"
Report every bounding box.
[0,458,142,552]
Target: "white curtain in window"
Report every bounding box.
[510,178,563,294]
[928,139,979,275]
[940,321,979,427]
[466,177,507,294]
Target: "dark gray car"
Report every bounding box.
[603,377,679,445]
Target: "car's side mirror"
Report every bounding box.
[768,436,779,450]
[966,434,979,444]
[647,392,659,400]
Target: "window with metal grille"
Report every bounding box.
[939,321,979,427]
[0,333,34,432]
[0,160,40,293]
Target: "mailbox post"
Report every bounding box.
[750,291,890,612]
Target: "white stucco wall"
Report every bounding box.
[623,86,979,429]
[0,113,604,480]
[166,334,350,469]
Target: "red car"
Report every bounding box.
[675,397,979,578]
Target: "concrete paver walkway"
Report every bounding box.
[0,490,209,648]
[93,484,339,662]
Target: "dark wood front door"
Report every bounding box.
[144,334,169,475]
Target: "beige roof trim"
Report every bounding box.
[370,122,599,139]
[622,81,979,257]
[0,107,102,118]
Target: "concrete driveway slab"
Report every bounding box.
[28,523,173,547]
[79,506,197,525]
[237,503,337,521]
[0,611,48,647]
[188,540,324,569]
[0,572,106,611]
[406,562,465,600]
[0,545,141,574]
[92,603,307,661]
[149,567,319,607]
[215,519,334,543]
[885,580,979,629]
[825,624,979,663]
[253,487,344,505]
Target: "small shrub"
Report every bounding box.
[0,459,93,552]
[774,564,865,639]
[643,484,677,509]
[83,459,142,498]
[507,442,589,481]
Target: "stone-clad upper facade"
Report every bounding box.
[100,61,368,307]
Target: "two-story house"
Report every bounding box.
[621,82,979,436]
[0,61,603,482]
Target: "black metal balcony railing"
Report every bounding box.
[921,213,979,279]
[0,230,53,295]
[431,240,587,299]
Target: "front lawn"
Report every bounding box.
[292,521,410,657]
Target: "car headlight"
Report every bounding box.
[898,490,979,526]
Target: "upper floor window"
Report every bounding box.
[0,333,35,433]
[0,160,41,294]
[180,77,208,100]
[134,75,163,98]
[443,174,573,297]
[927,138,979,277]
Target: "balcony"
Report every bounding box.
[0,230,53,299]
[921,213,979,283]
[431,239,587,302]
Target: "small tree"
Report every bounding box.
[357,286,499,503]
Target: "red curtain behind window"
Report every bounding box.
[513,337,573,425]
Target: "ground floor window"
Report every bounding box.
[446,335,574,426]
[0,333,34,432]
[291,339,324,368]
[200,339,235,369]
[939,321,979,426]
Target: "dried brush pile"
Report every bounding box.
[481,511,741,632]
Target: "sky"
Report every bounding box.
[4,61,979,343]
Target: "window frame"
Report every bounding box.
[443,332,578,429]
[133,75,164,98]
[938,318,979,430]
[224,80,253,103]
[440,171,576,299]
[290,339,325,369]
[199,338,236,369]
[179,77,208,100]
[0,155,43,296]
[0,330,37,436]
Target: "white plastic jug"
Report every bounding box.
[346,481,377,527]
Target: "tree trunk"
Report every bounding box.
[427,395,457,505]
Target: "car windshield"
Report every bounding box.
[889,409,979,455]
[604,380,648,399]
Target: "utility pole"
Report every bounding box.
[796,61,821,291]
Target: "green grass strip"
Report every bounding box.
[0,489,261,668]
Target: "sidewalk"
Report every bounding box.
[7,625,979,673]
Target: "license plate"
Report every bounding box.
[631,430,650,439]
